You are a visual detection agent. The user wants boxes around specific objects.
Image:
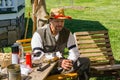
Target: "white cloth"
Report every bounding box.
[31,28,80,62]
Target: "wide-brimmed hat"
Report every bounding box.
[45,8,72,19]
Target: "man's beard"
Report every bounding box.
[55,26,63,32]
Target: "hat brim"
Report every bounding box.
[45,15,72,19]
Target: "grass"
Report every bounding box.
[4,0,120,80]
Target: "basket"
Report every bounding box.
[0,53,12,68]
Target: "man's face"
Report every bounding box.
[50,19,65,32]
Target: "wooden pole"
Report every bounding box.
[32,0,38,34]
[24,12,30,39]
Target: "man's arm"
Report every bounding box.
[31,32,44,57]
[59,32,80,70]
[67,32,80,62]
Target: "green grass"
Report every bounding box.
[13,0,120,80]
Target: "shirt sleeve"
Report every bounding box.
[31,32,44,54]
[67,32,80,62]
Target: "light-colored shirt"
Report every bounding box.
[31,27,80,62]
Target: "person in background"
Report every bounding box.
[31,8,90,80]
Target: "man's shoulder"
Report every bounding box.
[36,24,49,36]
[37,24,49,33]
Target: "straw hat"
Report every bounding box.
[45,8,72,19]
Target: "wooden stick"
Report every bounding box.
[32,0,38,34]
[24,12,30,39]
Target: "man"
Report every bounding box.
[31,8,90,80]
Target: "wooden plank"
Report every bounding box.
[77,44,111,48]
[80,52,112,57]
[29,56,57,80]
[16,38,31,43]
[24,47,32,52]
[90,57,108,61]
[78,48,112,53]
[76,35,108,40]
[75,30,108,36]
[45,73,77,80]
[91,62,110,66]
[77,39,109,44]
[22,43,31,47]
[29,62,57,80]
[91,64,120,71]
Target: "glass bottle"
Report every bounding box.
[11,43,19,64]
[18,42,25,63]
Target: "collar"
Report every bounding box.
[47,24,59,37]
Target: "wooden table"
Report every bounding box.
[29,62,57,80]
[2,56,57,80]
[28,56,57,80]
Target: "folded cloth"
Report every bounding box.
[20,64,32,76]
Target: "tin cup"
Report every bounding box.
[7,64,21,80]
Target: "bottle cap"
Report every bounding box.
[26,52,30,55]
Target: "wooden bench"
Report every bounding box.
[74,30,120,79]
[16,38,32,53]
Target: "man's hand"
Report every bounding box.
[61,59,73,70]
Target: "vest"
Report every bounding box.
[37,24,70,54]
